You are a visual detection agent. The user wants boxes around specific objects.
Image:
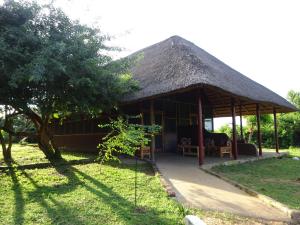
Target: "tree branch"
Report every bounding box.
[0,126,36,137]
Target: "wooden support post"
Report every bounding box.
[273,108,279,153]
[150,100,155,162]
[239,104,243,140]
[256,104,262,156]
[231,99,238,160]
[139,103,144,125]
[197,93,205,165]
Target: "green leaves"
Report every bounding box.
[0,1,139,159]
[287,90,300,108]
[52,113,59,119]
[217,90,300,148]
[98,116,161,163]
[0,0,138,119]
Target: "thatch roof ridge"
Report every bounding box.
[124,35,297,112]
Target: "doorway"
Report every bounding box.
[164,117,177,152]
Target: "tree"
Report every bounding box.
[278,90,300,147]
[97,115,160,208]
[0,105,37,161]
[98,116,161,166]
[243,90,300,148]
[217,124,232,138]
[0,1,138,159]
[245,114,273,144]
[287,90,300,108]
[217,91,300,149]
[0,107,13,160]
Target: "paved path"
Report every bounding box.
[156,154,290,221]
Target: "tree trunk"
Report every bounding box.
[0,130,12,161]
[37,125,61,160]
[1,109,62,160]
[27,112,61,160]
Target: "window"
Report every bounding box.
[205,118,213,132]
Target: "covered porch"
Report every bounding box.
[123,85,288,165]
[122,36,297,165]
[156,150,287,169]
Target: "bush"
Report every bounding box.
[98,116,161,164]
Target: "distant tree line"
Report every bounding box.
[218,90,300,149]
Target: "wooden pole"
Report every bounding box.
[239,104,243,140]
[273,108,279,153]
[139,103,144,125]
[150,100,155,162]
[231,99,238,160]
[197,92,205,165]
[256,104,262,156]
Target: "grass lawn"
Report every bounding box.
[0,145,289,225]
[212,148,300,210]
[0,144,97,166]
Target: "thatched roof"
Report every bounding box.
[123,36,297,116]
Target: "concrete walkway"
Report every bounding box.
[156,154,290,221]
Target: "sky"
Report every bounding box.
[2,0,300,128]
[53,0,300,128]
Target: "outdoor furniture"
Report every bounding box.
[219,146,232,158]
[205,132,234,158]
[218,140,233,158]
[178,138,199,157]
[138,146,151,159]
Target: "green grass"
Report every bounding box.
[0,144,97,166]
[212,147,300,210]
[0,145,288,225]
[0,161,184,225]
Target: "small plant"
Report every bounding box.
[178,204,190,217]
[97,115,161,208]
[97,115,160,167]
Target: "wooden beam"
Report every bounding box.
[239,104,243,140]
[273,108,279,153]
[256,104,262,156]
[241,104,250,115]
[150,100,155,162]
[197,92,205,165]
[231,99,238,160]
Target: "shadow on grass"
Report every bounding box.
[99,156,156,177]
[6,159,176,225]
[5,159,25,225]
[0,145,97,168]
